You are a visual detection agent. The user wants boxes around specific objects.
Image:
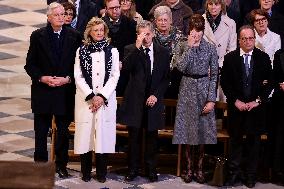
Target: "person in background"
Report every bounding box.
[259,0,284,48]
[203,0,237,101]
[61,1,76,27]
[225,0,241,30]
[73,17,120,183]
[271,48,284,186]
[25,2,82,178]
[69,0,98,34]
[248,9,281,62]
[118,20,170,182]
[221,25,272,188]
[102,0,137,96]
[172,14,218,184]
[149,0,193,35]
[120,0,143,23]
[153,5,185,99]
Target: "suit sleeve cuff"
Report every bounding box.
[97,93,108,105]
[85,92,95,101]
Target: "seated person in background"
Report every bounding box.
[153,5,185,99]
[149,0,193,35]
[203,0,237,102]
[248,9,281,63]
[61,2,76,27]
[120,0,143,23]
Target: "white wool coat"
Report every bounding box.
[74,48,120,154]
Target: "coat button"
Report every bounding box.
[96,86,98,88]
[97,73,99,76]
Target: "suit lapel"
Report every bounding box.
[279,51,284,73]
[214,17,229,42]
[204,18,218,46]
[39,28,54,67]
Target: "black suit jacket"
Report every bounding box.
[118,43,170,131]
[272,49,284,106]
[220,48,272,135]
[25,25,82,115]
[76,0,98,34]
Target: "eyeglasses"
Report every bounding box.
[120,0,132,3]
[107,6,121,11]
[254,17,267,24]
[64,12,74,16]
[51,13,64,17]
[240,37,255,42]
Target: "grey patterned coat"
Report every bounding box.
[172,39,218,145]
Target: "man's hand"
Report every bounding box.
[280,83,284,91]
[136,32,146,49]
[235,99,247,111]
[202,102,215,114]
[246,101,260,111]
[40,76,69,87]
[89,96,104,112]
[146,95,157,107]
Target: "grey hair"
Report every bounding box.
[136,20,154,33]
[47,2,64,15]
[153,6,172,21]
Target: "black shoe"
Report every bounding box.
[82,174,91,182]
[96,176,106,183]
[125,171,138,181]
[245,181,255,188]
[148,172,158,182]
[56,167,69,178]
[224,174,238,187]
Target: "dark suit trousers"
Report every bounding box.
[34,113,71,168]
[127,127,158,173]
[228,133,261,180]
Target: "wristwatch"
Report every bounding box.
[255,97,261,104]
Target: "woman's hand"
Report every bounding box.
[202,102,215,114]
[89,96,104,112]
[188,29,203,47]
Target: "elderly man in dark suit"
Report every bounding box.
[25,2,81,178]
[220,25,272,188]
[118,20,170,182]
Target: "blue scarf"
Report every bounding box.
[79,38,112,89]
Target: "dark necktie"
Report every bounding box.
[144,48,151,63]
[244,54,250,76]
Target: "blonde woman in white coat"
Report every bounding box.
[203,0,237,101]
[74,17,120,183]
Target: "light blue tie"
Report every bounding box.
[244,54,250,76]
[71,1,77,28]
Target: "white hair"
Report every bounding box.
[154,6,172,21]
[47,2,64,15]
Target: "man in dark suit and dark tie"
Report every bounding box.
[102,0,137,96]
[220,25,272,188]
[25,2,81,178]
[118,20,170,182]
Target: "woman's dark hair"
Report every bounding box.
[61,2,77,19]
[247,9,270,25]
[188,14,205,33]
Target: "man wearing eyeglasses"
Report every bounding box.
[25,2,82,179]
[221,25,272,188]
[102,0,137,96]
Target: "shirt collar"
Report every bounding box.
[240,48,253,57]
[109,17,120,23]
[142,43,154,52]
[54,28,62,35]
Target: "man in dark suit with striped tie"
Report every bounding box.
[221,25,272,188]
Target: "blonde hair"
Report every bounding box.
[47,2,64,15]
[205,0,226,15]
[83,17,110,45]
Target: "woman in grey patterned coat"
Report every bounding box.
[172,14,218,184]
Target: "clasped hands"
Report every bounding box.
[235,99,259,112]
[40,76,69,87]
[146,95,157,107]
[89,96,104,112]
